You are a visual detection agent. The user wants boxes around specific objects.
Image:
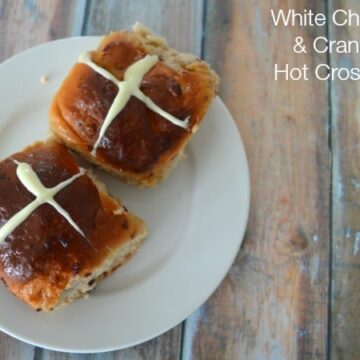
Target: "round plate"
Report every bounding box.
[0,38,250,353]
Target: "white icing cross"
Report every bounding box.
[79,52,189,156]
[0,161,85,244]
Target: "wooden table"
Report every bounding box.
[0,0,359,359]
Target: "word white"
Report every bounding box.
[271,9,360,27]
[79,53,189,156]
[0,161,85,244]
[271,9,326,27]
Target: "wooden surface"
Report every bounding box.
[329,0,360,359]
[190,1,330,359]
[0,0,358,359]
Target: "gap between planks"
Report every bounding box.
[325,1,334,359]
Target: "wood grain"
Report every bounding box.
[0,0,86,62]
[84,0,204,55]
[0,0,86,358]
[0,331,34,360]
[329,0,360,358]
[37,327,181,360]
[182,0,330,358]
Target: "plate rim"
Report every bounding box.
[0,36,251,353]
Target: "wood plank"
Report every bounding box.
[329,0,360,358]
[0,332,34,360]
[182,1,330,358]
[38,326,182,360]
[0,0,87,358]
[83,0,204,55]
[39,0,204,359]
[0,0,86,62]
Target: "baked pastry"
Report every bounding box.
[50,23,219,187]
[0,141,147,311]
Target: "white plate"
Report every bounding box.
[0,38,250,353]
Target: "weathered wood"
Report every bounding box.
[182,1,330,358]
[0,0,86,62]
[84,0,204,55]
[0,332,34,360]
[38,326,182,360]
[38,0,203,358]
[0,0,86,358]
[329,0,360,358]
[112,327,182,360]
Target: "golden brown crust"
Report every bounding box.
[50,24,218,187]
[0,141,147,311]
